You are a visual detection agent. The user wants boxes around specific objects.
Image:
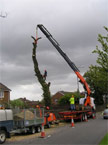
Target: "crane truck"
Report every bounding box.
[37,24,96,121]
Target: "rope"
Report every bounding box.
[36,26,38,40]
[35,26,38,44]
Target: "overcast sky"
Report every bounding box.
[0,0,108,101]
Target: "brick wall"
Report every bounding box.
[0,91,10,105]
[52,92,64,105]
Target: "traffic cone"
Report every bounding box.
[85,114,88,122]
[92,113,95,119]
[41,123,45,138]
[71,117,75,128]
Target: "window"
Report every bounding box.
[0,91,4,99]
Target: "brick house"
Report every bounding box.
[0,83,11,106]
[51,91,85,105]
[51,91,72,105]
[19,97,40,108]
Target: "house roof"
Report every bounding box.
[56,91,73,95]
[52,91,73,97]
[19,98,31,103]
[19,98,39,104]
[0,83,11,91]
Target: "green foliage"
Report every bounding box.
[59,92,84,105]
[99,133,108,145]
[59,93,71,105]
[92,26,108,71]
[10,99,25,108]
[3,102,9,109]
[84,26,108,105]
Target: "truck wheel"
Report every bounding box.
[47,123,51,128]
[0,130,6,144]
[92,112,96,118]
[36,126,41,133]
[31,127,36,134]
[81,114,85,121]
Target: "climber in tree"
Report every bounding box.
[43,70,47,80]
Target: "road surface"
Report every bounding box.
[6,116,108,145]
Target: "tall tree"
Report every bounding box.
[10,99,25,108]
[84,27,108,104]
[31,36,51,107]
[93,26,108,72]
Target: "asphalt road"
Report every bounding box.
[6,116,108,145]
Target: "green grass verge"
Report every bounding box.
[99,133,108,145]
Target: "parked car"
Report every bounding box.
[103,109,108,119]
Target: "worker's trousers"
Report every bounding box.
[70,104,75,111]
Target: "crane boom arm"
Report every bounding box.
[37,24,91,106]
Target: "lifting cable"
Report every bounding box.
[35,26,38,44]
[35,26,42,44]
[36,26,38,40]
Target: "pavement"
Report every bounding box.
[7,122,67,143]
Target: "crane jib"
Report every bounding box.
[37,25,79,72]
[37,24,91,96]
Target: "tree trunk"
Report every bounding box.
[31,36,51,107]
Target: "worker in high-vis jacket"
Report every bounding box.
[69,95,75,111]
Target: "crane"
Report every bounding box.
[37,24,91,107]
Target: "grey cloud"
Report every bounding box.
[0,0,107,100]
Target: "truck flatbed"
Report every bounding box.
[59,110,95,121]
